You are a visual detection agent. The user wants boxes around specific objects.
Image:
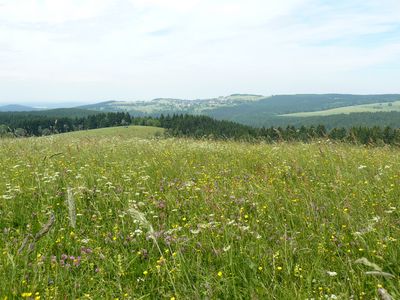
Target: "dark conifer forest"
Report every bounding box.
[1,112,400,146]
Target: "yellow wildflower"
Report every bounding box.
[21,293,32,298]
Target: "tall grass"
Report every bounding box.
[0,129,399,299]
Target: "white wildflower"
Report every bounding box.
[223,245,231,252]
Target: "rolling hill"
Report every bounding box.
[77,94,400,128]
[3,94,400,128]
[78,94,265,116]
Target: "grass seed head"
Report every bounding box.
[67,187,76,229]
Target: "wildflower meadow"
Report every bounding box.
[0,126,399,299]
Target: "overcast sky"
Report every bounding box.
[1,0,400,104]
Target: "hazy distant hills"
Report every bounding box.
[2,94,400,128]
[0,104,38,112]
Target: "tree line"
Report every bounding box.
[1,112,400,146]
[0,112,132,137]
[157,114,400,146]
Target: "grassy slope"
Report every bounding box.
[62,125,164,139]
[281,101,400,117]
[0,129,399,299]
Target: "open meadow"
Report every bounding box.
[280,101,400,117]
[0,126,399,299]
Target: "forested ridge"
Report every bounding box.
[0,112,132,136]
[238,111,400,129]
[1,112,400,146]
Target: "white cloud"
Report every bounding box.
[0,0,400,102]
[0,0,113,24]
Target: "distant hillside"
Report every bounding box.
[78,94,265,116]
[206,94,400,124]
[5,94,400,128]
[76,94,400,128]
[79,101,120,111]
[28,108,100,118]
[253,111,400,129]
[0,104,38,112]
[0,108,100,118]
[280,100,400,117]
[207,95,400,129]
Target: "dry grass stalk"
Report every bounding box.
[18,234,33,254]
[35,213,55,240]
[127,207,154,236]
[365,271,395,278]
[18,212,55,254]
[378,288,393,300]
[67,187,76,229]
[354,257,382,271]
[127,206,176,293]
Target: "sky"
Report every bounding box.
[0,0,400,105]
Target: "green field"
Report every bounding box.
[1,126,399,299]
[281,101,400,117]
